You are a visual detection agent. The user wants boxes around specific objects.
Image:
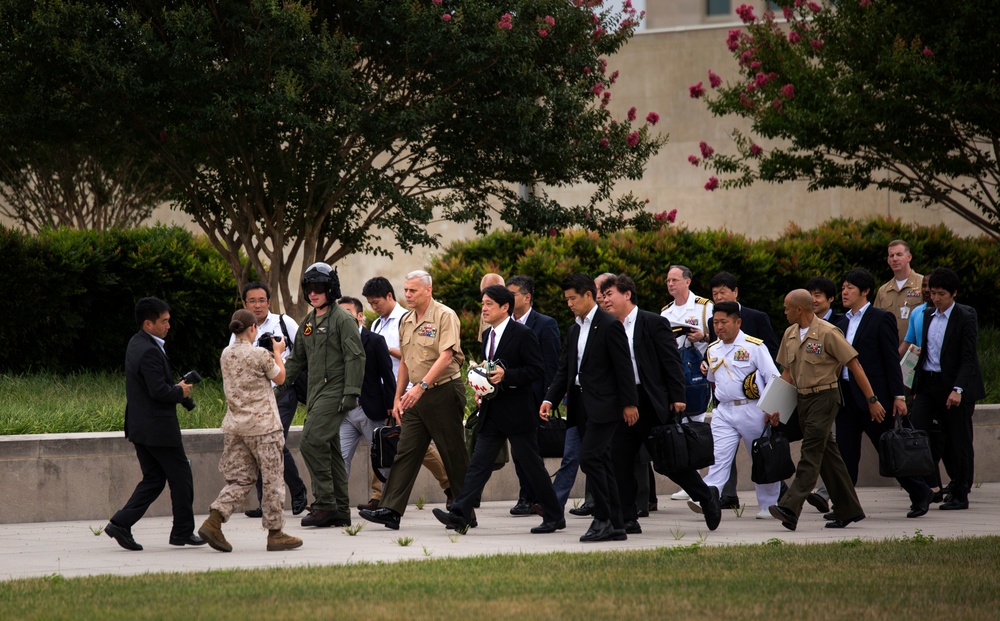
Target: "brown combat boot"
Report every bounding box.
[198,509,233,552]
[267,529,303,551]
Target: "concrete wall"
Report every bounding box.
[3,406,997,525]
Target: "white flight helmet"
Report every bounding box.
[467,360,501,400]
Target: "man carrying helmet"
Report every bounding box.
[281,262,365,528]
[431,285,565,534]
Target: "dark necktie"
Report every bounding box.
[488,330,496,361]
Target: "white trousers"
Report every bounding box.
[340,405,379,477]
[703,402,779,509]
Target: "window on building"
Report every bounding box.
[707,0,731,16]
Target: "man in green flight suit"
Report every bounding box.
[282,262,365,528]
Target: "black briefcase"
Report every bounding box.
[537,413,567,458]
[646,417,715,474]
[879,416,934,478]
[371,423,401,482]
[751,425,796,484]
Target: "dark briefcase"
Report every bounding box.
[371,423,401,482]
[537,413,567,458]
[751,425,796,484]
[646,416,715,474]
[879,416,934,478]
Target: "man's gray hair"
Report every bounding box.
[405,270,433,286]
[596,272,616,287]
[669,265,693,280]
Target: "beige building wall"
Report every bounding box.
[3,20,982,313]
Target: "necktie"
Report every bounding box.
[488,330,496,361]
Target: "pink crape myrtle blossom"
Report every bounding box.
[705,176,720,191]
[646,111,660,125]
[627,106,637,121]
[538,29,548,37]
[627,131,640,147]
[788,31,801,44]
[780,83,795,99]
[699,141,714,159]
[544,15,555,27]
[654,209,677,223]
[442,13,451,22]
[708,69,722,88]
[599,137,610,148]
[923,47,934,57]
[689,82,706,98]
[736,4,756,23]
[750,144,763,156]
[688,155,700,166]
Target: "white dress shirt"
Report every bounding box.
[923,302,954,373]
[574,304,599,385]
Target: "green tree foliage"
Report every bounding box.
[0,225,238,375]
[690,1,1000,240]
[429,218,998,355]
[0,0,665,315]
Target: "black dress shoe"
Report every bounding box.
[703,488,723,531]
[169,534,207,546]
[530,519,566,534]
[105,522,142,551]
[579,518,615,542]
[359,507,401,530]
[823,511,836,521]
[768,505,798,531]
[624,520,642,535]
[569,501,594,517]
[806,492,830,514]
[244,507,263,518]
[648,501,658,512]
[636,509,650,518]
[825,513,865,528]
[719,495,740,510]
[510,498,535,516]
[940,497,969,510]
[357,498,380,512]
[292,491,309,516]
[907,488,934,519]
[433,507,463,528]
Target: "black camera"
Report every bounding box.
[181,370,202,411]
[257,332,282,352]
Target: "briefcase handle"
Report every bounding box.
[895,415,917,432]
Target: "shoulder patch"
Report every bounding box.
[694,296,710,305]
[661,302,674,312]
[744,335,764,345]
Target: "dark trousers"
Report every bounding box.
[380,379,468,516]
[779,389,863,519]
[572,388,623,528]
[453,418,562,522]
[910,374,975,498]
[836,391,930,503]
[614,386,713,522]
[255,388,307,504]
[112,443,195,538]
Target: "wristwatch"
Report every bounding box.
[954,387,964,395]
[867,395,878,404]
[418,381,430,390]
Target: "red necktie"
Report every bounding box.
[488,330,496,361]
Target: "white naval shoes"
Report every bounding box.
[671,490,691,501]
[756,509,772,519]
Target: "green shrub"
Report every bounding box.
[0,225,239,376]
[429,217,998,355]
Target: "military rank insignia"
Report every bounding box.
[742,372,760,400]
[733,348,750,362]
[805,342,823,355]
[303,323,313,336]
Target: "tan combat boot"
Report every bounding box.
[198,509,233,552]
[267,529,303,551]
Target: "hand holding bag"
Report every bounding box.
[536,409,567,458]
[751,424,796,484]
[878,415,934,478]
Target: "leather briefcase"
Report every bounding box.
[646,416,714,474]
[371,423,401,482]
[537,413,567,458]
[879,416,934,478]
[751,425,795,484]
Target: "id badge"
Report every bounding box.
[900,306,910,320]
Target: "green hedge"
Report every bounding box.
[0,225,239,376]
[429,217,999,355]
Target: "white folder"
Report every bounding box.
[900,345,919,389]
[757,375,798,424]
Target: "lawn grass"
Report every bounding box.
[0,537,997,620]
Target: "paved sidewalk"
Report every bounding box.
[3,483,998,582]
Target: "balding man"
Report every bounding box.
[767,289,883,531]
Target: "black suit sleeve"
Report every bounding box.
[607,319,639,408]
[139,347,183,404]
[502,329,544,388]
[545,324,575,405]
[954,306,981,394]
[651,315,686,405]
[537,316,561,396]
[878,311,906,398]
[372,336,397,412]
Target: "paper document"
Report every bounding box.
[900,345,919,389]
[757,375,798,423]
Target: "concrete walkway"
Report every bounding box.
[3,483,998,582]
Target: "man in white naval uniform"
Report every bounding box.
[695,301,781,519]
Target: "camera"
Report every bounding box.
[257,332,282,352]
[181,370,202,411]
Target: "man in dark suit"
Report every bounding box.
[911,268,986,510]
[105,297,205,551]
[433,285,563,533]
[506,275,562,516]
[601,275,722,533]
[336,297,397,483]
[834,269,933,518]
[541,273,639,542]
